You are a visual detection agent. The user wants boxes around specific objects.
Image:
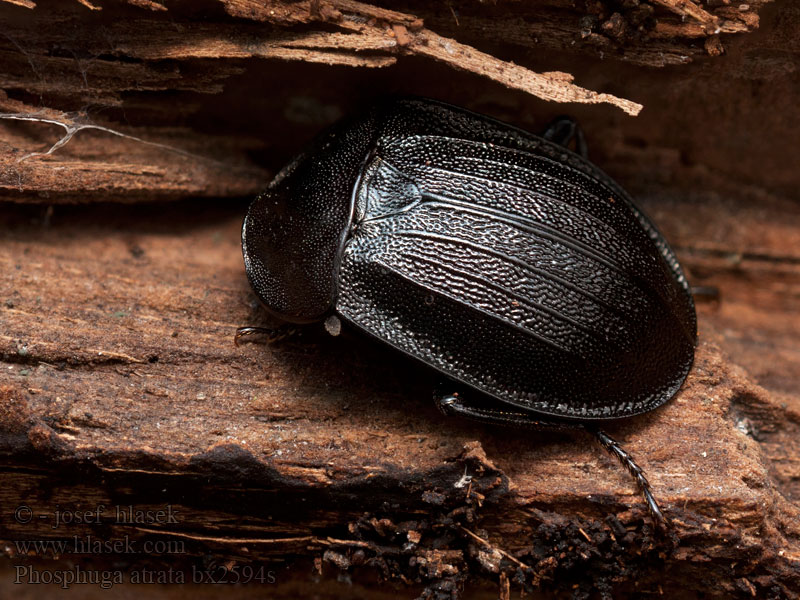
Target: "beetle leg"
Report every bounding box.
[234,325,298,346]
[589,428,667,526]
[690,285,720,303]
[541,116,589,159]
[436,392,576,431]
[436,391,667,526]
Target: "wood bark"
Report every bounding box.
[0,0,799,598]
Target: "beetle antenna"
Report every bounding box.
[589,428,667,527]
[690,285,720,303]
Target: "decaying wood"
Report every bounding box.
[0,0,791,205]
[0,192,798,597]
[0,0,798,597]
[0,95,269,202]
[0,0,644,117]
[0,0,771,68]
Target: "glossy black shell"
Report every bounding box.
[243,98,697,421]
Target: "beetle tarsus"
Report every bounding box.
[590,428,668,527]
[234,325,297,346]
[436,393,460,416]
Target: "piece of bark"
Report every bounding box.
[0,1,796,206]
[1,0,770,66]
[368,0,768,66]
[0,192,798,597]
[0,96,269,202]
[0,1,644,116]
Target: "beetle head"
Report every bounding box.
[242,186,342,323]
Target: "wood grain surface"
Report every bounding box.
[1,192,799,597]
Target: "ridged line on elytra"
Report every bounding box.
[453,142,619,201]
[390,196,680,328]
[388,248,628,355]
[382,144,623,229]
[383,135,631,217]
[381,104,622,188]
[440,398,578,431]
[399,160,656,272]
[385,136,671,276]
[364,228,651,334]
[419,156,626,241]
[414,195,627,278]
[387,133,620,192]
[344,256,573,358]
[380,198,665,322]
[376,152,656,279]
[396,230,637,328]
[449,156,638,238]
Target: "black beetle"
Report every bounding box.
[238,97,697,525]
